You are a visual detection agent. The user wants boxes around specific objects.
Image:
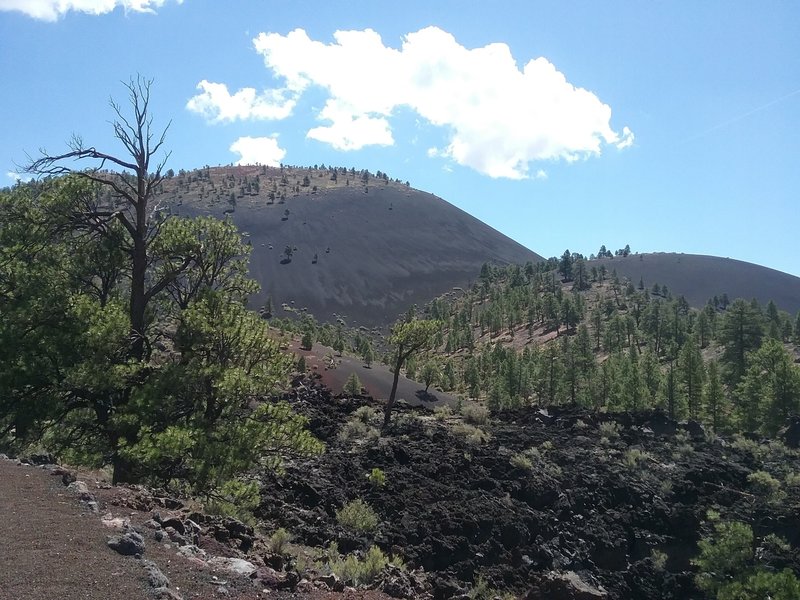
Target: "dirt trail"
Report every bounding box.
[0,459,146,600]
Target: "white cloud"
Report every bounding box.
[616,126,635,149]
[186,80,296,123]
[535,169,548,180]
[306,100,393,150]
[5,171,31,183]
[0,0,181,21]
[229,136,285,166]
[194,26,633,179]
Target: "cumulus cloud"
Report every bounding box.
[306,100,393,150]
[186,80,296,123]
[0,0,181,21]
[192,26,633,179]
[229,136,285,166]
[616,126,635,149]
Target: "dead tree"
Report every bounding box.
[26,76,173,361]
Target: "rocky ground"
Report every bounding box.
[256,377,800,599]
[3,378,800,599]
[0,454,392,599]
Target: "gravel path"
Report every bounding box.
[0,459,146,600]
[0,458,394,600]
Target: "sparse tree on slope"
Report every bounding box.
[559,249,573,281]
[719,298,763,385]
[420,360,440,393]
[678,336,705,421]
[383,319,439,429]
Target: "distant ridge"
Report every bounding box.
[592,252,800,313]
[162,166,542,326]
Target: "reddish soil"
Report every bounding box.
[0,459,146,600]
[0,458,391,600]
[287,338,459,408]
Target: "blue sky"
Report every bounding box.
[1,1,798,275]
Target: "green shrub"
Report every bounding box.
[510,453,534,471]
[784,472,800,490]
[469,576,492,600]
[353,405,376,424]
[693,520,753,594]
[462,404,489,425]
[452,422,490,446]
[599,421,621,440]
[673,443,694,459]
[509,446,561,478]
[336,499,379,532]
[204,479,260,525]
[268,527,292,554]
[337,419,379,443]
[301,331,314,350]
[650,549,668,571]
[434,405,453,420]
[717,569,800,600]
[747,470,785,504]
[623,448,652,470]
[344,372,363,396]
[327,545,400,587]
[468,575,515,600]
[761,533,791,553]
[731,435,766,460]
[367,467,386,487]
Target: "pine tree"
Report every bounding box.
[559,249,573,281]
[737,339,800,434]
[301,330,314,351]
[679,336,705,421]
[719,299,763,385]
[344,372,363,396]
[420,360,440,393]
[362,342,374,368]
[704,360,726,433]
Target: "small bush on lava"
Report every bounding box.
[462,404,489,425]
[268,527,292,554]
[623,448,652,470]
[325,542,402,586]
[367,467,386,487]
[337,499,379,532]
[747,470,785,504]
[452,422,490,446]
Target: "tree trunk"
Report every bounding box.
[382,353,404,431]
[130,234,147,360]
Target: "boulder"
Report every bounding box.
[524,571,608,600]
[207,556,258,577]
[317,573,344,592]
[107,530,146,556]
[251,566,298,590]
[142,560,170,588]
[177,544,207,559]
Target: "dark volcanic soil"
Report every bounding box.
[260,379,800,599]
[175,182,541,327]
[593,253,800,313]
